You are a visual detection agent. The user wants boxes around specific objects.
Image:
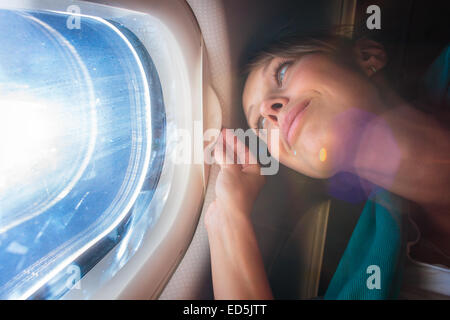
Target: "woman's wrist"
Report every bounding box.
[204,201,253,233]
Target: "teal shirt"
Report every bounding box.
[324,44,449,300]
[324,188,407,299]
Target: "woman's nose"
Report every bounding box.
[260,97,288,125]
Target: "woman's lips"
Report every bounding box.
[282,99,310,147]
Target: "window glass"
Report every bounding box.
[0,9,165,299]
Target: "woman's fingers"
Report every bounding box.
[215,128,260,175]
[214,129,240,172]
[224,129,257,165]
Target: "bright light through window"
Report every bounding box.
[0,9,166,299]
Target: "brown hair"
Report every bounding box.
[244,32,357,75]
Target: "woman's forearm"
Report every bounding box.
[206,209,273,300]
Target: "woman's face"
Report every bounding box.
[243,52,382,178]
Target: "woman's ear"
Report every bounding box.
[353,37,387,77]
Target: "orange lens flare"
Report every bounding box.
[319,147,327,162]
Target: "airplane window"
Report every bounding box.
[0,9,166,299]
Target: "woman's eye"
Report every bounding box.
[276,62,291,86]
[257,116,266,130]
[256,116,267,140]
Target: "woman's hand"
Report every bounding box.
[204,128,273,299]
[205,128,266,228]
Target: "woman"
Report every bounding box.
[204,33,450,299]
